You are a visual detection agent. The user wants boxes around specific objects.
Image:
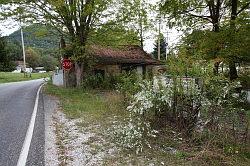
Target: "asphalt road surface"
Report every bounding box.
[0,79,45,166]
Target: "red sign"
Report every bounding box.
[62,59,72,70]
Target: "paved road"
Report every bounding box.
[0,79,45,166]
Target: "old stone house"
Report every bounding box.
[89,45,161,77]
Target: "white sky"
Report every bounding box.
[0,21,182,53]
[0,0,182,53]
[0,19,20,36]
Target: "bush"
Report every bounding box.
[114,77,203,153]
[239,75,250,89]
[81,71,142,93]
[115,71,142,100]
[81,73,106,89]
[114,74,249,153]
[0,61,15,72]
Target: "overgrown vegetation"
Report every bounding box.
[109,58,250,165]
[81,72,142,101]
[45,54,250,165]
[45,83,180,165]
[45,69,250,165]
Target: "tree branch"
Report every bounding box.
[188,13,212,23]
[236,2,250,16]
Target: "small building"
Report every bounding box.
[89,45,161,77]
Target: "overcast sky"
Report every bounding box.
[0,0,182,53]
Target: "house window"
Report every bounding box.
[121,65,137,73]
[94,69,105,78]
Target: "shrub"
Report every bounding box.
[239,75,250,89]
[81,73,117,90]
[81,71,142,92]
[114,74,249,153]
[116,71,142,100]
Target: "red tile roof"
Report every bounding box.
[89,45,160,65]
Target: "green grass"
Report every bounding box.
[44,83,126,120]
[0,72,51,83]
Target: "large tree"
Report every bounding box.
[116,0,154,48]
[41,54,58,71]
[1,0,114,86]
[161,0,228,32]
[0,36,15,71]
[161,0,250,79]
[25,47,41,69]
[5,40,22,61]
[88,22,140,47]
[227,0,250,80]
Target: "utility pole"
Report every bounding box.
[158,17,161,61]
[20,19,26,76]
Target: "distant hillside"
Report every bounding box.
[7,24,60,49]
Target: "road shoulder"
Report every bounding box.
[43,93,60,166]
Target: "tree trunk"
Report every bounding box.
[213,62,220,74]
[140,32,144,48]
[229,60,238,80]
[64,68,76,87]
[209,0,221,74]
[75,62,84,87]
[139,16,144,49]
[228,0,238,80]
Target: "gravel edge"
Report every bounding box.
[44,94,60,166]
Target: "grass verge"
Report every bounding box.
[0,72,51,83]
[44,83,126,120]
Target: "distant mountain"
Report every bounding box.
[7,24,60,49]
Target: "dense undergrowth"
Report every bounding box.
[45,64,250,165]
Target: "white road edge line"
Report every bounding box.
[17,83,44,166]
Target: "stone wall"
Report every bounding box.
[94,65,121,76]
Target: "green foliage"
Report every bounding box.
[239,75,250,89]
[1,0,114,60]
[88,23,140,47]
[24,47,58,70]
[116,0,155,47]
[7,24,59,50]
[161,0,213,29]
[161,0,249,30]
[181,20,250,64]
[175,151,188,159]
[116,71,142,100]
[41,55,58,71]
[114,58,249,154]
[5,40,22,60]
[25,47,41,68]
[4,24,60,66]
[0,37,15,71]
[167,52,214,78]
[152,33,167,60]
[81,72,141,95]
[161,0,249,80]
[219,21,250,63]
[81,73,114,90]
